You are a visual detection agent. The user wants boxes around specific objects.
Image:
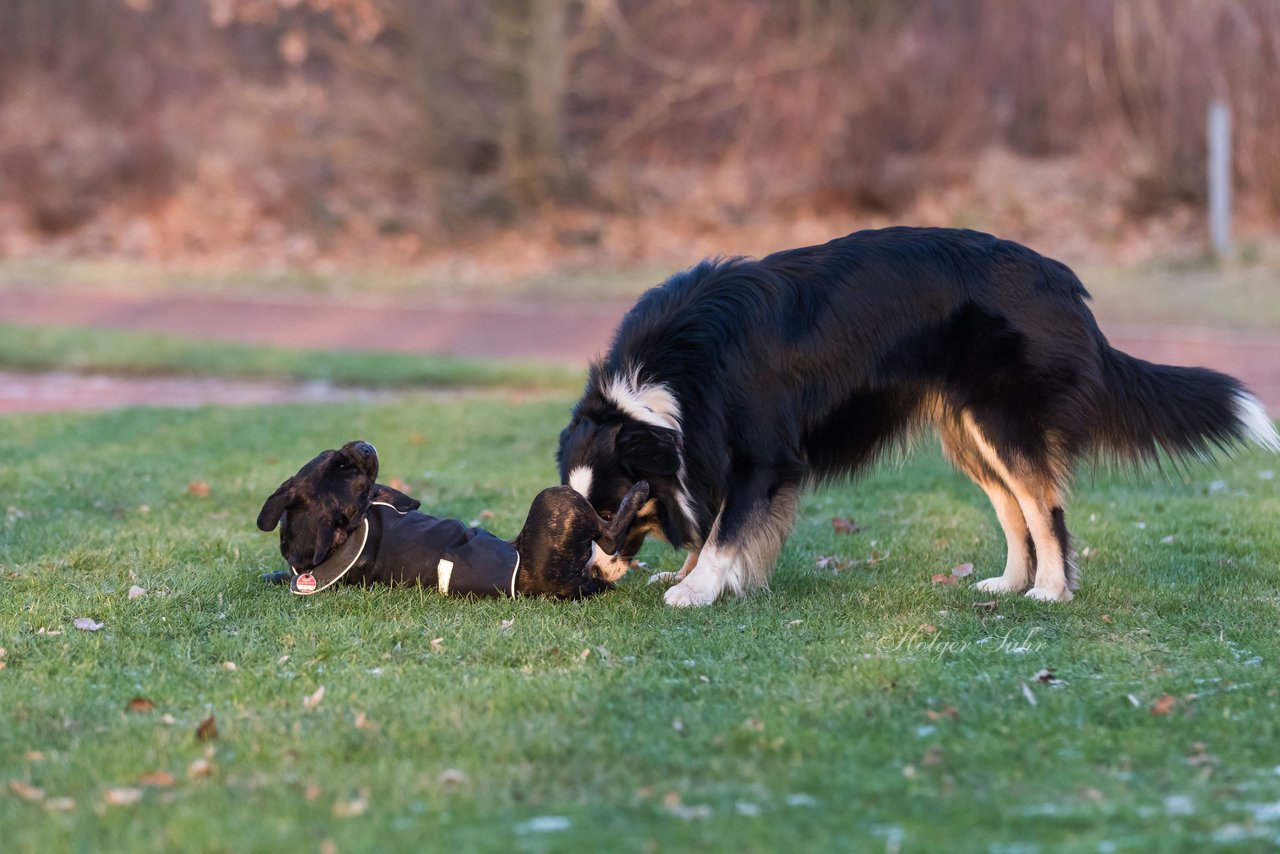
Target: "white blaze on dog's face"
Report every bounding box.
[587,540,631,582]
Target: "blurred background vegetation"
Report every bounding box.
[1,0,1278,285]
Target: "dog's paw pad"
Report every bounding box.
[663,582,716,607]
[1025,586,1072,603]
[975,576,1021,594]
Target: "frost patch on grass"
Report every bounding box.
[515,816,572,833]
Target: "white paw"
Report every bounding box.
[975,576,1023,595]
[664,581,717,607]
[647,571,681,586]
[1025,586,1073,603]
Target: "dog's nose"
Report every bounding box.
[353,441,376,458]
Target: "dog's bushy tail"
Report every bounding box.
[1092,345,1280,465]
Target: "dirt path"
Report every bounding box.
[2,286,1279,414]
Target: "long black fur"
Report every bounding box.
[558,226,1277,603]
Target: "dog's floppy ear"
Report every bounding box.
[257,478,296,532]
[618,423,682,478]
[370,483,420,512]
[597,481,651,553]
[310,518,337,567]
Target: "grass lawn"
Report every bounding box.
[0,324,583,392]
[3,396,1280,852]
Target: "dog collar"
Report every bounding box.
[290,518,369,596]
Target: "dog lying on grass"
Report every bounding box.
[257,440,648,599]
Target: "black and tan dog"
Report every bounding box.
[257,441,648,599]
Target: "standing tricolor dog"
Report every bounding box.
[558,227,1280,606]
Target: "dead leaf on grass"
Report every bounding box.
[430,637,444,650]
[831,517,862,534]
[126,697,156,713]
[1019,681,1038,706]
[195,715,218,740]
[333,792,368,818]
[578,648,591,661]
[137,771,175,787]
[438,768,468,786]
[951,562,974,578]
[45,797,75,812]
[9,780,45,801]
[353,711,378,731]
[925,706,958,721]
[815,555,849,571]
[187,754,215,779]
[127,585,147,600]
[104,787,143,806]
[1032,668,1061,685]
[973,600,998,612]
[186,481,211,498]
[303,686,326,710]
[1150,694,1177,716]
[23,751,45,762]
[930,574,957,586]
[500,619,515,629]
[73,618,103,632]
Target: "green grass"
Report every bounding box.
[0,324,583,391]
[2,398,1280,851]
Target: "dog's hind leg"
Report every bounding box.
[664,467,801,607]
[961,413,1076,602]
[938,420,1036,594]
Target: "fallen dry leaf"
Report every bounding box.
[353,711,378,731]
[814,555,848,571]
[303,686,326,710]
[73,618,103,632]
[195,715,218,741]
[831,516,862,534]
[1020,681,1038,706]
[333,793,368,818]
[919,624,937,634]
[430,637,445,650]
[951,562,974,578]
[479,509,495,520]
[9,780,45,801]
[186,481,211,498]
[578,648,591,661]
[1032,668,1060,685]
[187,755,215,779]
[126,697,156,713]
[438,768,468,786]
[127,585,147,600]
[1150,694,1177,716]
[161,714,176,725]
[925,706,958,721]
[222,661,237,671]
[930,574,957,586]
[137,771,175,787]
[973,600,998,612]
[104,787,143,806]
[500,619,515,630]
[23,751,45,762]
[388,477,411,493]
[44,797,75,812]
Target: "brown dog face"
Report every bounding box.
[257,441,418,571]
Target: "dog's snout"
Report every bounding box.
[354,441,376,458]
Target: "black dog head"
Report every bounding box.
[511,481,651,593]
[257,440,419,571]
[557,409,689,558]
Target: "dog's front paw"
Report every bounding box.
[663,581,717,607]
[648,571,682,586]
[1025,586,1073,603]
[975,575,1024,595]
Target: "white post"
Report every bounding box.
[1208,99,1232,256]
